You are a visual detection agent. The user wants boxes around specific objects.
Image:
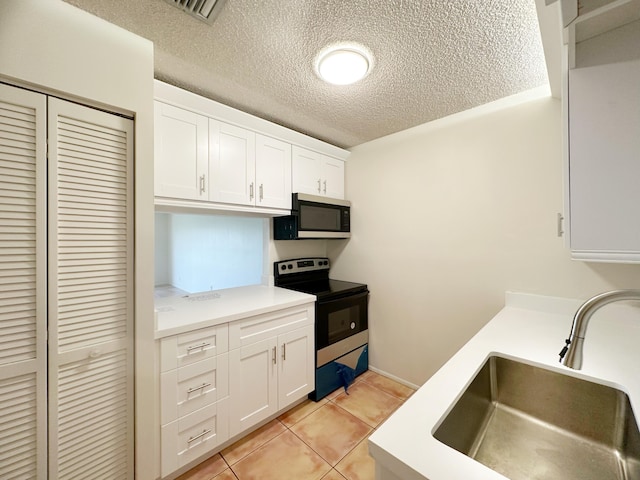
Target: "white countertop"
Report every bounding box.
[368,291,640,480]
[154,284,316,339]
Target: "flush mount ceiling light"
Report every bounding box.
[315,44,373,85]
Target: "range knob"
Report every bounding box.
[287,264,293,269]
[280,264,287,271]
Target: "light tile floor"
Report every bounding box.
[177,370,416,480]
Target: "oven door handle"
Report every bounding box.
[317,289,369,305]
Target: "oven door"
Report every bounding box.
[316,290,368,351]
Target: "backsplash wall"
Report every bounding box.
[155,212,264,292]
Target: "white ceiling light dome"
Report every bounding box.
[315,43,374,85]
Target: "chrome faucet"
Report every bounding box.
[559,290,640,369]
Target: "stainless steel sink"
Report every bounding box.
[433,356,640,480]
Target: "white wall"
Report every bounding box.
[0,1,156,477]
[155,213,171,286]
[329,92,640,387]
[156,213,265,292]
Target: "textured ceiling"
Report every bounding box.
[62,0,549,148]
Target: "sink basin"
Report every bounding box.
[433,356,640,480]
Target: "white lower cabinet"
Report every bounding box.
[278,326,316,408]
[229,305,315,436]
[227,323,315,436]
[228,337,278,435]
[159,325,230,478]
[158,302,314,477]
[160,354,229,425]
[161,399,229,477]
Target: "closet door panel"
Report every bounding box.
[0,83,47,480]
[48,98,134,480]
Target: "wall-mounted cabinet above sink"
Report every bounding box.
[559,2,640,263]
[558,0,640,68]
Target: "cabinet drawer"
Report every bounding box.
[229,304,313,350]
[160,324,229,372]
[161,398,229,477]
[161,353,229,425]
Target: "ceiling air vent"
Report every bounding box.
[163,0,228,25]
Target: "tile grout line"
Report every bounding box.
[284,401,370,471]
[205,373,416,480]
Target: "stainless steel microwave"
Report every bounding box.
[273,193,351,239]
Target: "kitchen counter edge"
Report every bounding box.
[154,285,316,339]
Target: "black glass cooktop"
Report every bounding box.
[286,278,367,300]
[273,257,367,301]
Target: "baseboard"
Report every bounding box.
[368,365,421,391]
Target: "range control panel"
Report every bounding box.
[274,257,330,275]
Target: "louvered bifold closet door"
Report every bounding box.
[0,84,47,480]
[47,98,134,480]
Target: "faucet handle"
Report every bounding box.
[558,339,571,362]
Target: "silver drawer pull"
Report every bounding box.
[187,428,212,444]
[186,342,210,353]
[187,382,212,395]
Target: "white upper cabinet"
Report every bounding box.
[564,13,640,262]
[292,146,345,199]
[255,134,292,210]
[153,81,348,214]
[209,124,292,209]
[559,0,640,67]
[209,120,256,206]
[155,102,208,201]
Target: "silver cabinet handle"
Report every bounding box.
[186,342,210,353]
[199,175,206,194]
[249,182,254,200]
[259,183,264,202]
[187,429,212,444]
[282,343,286,361]
[272,346,277,365]
[323,180,327,195]
[317,179,321,194]
[557,212,564,237]
[187,382,212,395]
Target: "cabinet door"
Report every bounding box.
[292,146,322,196]
[321,157,345,199]
[569,59,640,258]
[154,102,208,200]
[0,84,47,480]
[48,98,134,480]
[209,120,256,206]
[255,134,291,209]
[228,337,277,437]
[278,325,314,410]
